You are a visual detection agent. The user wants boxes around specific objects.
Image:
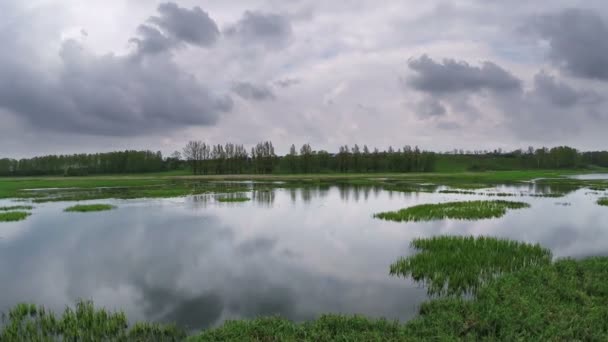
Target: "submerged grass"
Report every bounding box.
[0,205,33,211]
[64,204,116,212]
[598,197,608,206]
[0,211,31,222]
[374,200,530,222]
[390,236,552,296]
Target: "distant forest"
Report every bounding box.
[0,143,607,176]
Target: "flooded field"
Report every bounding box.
[1,179,607,330]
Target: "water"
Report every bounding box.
[0,184,607,330]
[568,173,608,180]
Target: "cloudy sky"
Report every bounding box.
[2,0,608,157]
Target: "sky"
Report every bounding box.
[2,0,608,158]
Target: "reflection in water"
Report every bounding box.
[0,185,608,330]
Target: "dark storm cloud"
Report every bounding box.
[130,2,219,55]
[225,11,293,48]
[232,82,276,101]
[148,2,219,47]
[0,3,231,136]
[407,55,522,94]
[531,9,608,81]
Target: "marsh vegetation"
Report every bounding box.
[598,197,608,206]
[0,211,31,222]
[0,301,185,341]
[64,204,116,212]
[389,236,552,296]
[374,200,530,222]
[216,196,251,203]
[0,205,33,211]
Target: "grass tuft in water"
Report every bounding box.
[0,211,31,222]
[216,196,251,203]
[598,197,608,206]
[0,300,185,341]
[390,236,552,296]
[374,200,530,222]
[0,205,34,211]
[64,204,116,212]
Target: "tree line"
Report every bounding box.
[0,150,165,176]
[182,141,436,175]
[0,143,606,177]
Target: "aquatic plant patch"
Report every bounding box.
[390,236,552,296]
[598,197,608,206]
[374,200,530,222]
[216,196,251,203]
[0,205,33,211]
[0,211,31,222]
[64,204,116,212]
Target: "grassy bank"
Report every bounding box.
[374,200,530,222]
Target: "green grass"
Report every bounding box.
[0,300,185,341]
[0,211,31,222]
[64,204,116,212]
[0,205,33,211]
[598,197,608,206]
[374,200,530,222]
[404,257,608,341]
[390,236,552,296]
[216,196,251,203]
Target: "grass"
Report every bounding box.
[389,236,552,296]
[64,204,116,212]
[0,300,185,341]
[0,211,31,222]
[598,197,608,206]
[0,205,33,211]
[216,196,251,203]
[374,200,530,222]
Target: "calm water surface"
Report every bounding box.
[0,184,607,329]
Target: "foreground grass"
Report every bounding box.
[598,197,608,206]
[374,200,530,222]
[64,204,116,212]
[0,211,31,222]
[0,301,185,342]
[3,237,608,341]
[389,236,552,296]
